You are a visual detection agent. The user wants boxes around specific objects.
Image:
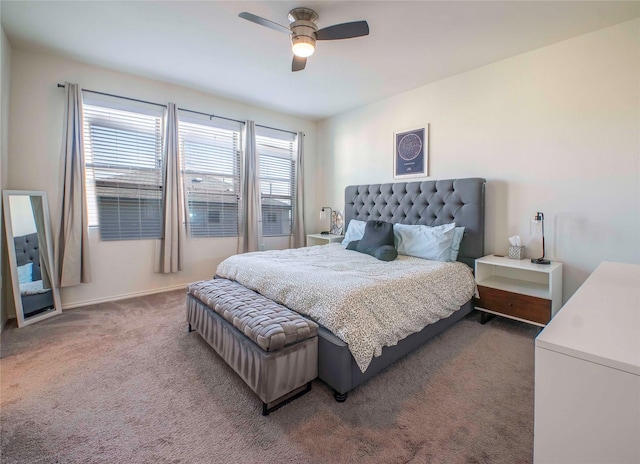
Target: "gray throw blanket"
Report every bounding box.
[217,243,477,372]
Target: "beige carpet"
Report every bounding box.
[1,289,537,464]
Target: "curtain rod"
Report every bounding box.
[256,124,299,136]
[57,83,166,109]
[176,107,244,126]
[57,83,300,136]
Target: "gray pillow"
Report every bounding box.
[346,220,397,261]
[374,245,398,262]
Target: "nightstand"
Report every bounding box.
[306,233,344,246]
[474,254,563,327]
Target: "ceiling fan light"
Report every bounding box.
[291,34,315,57]
[292,42,315,57]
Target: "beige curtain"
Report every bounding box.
[238,120,262,253]
[30,195,52,289]
[291,132,305,248]
[56,82,92,287]
[156,102,185,273]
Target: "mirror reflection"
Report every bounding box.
[3,191,61,327]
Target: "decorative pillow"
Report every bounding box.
[374,245,398,262]
[394,223,456,261]
[449,227,465,262]
[347,220,397,261]
[17,262,33,284]
[341,219,366,245]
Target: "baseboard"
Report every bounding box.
[62,284,189,310]
[0,314,16,335]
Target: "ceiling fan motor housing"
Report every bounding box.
[289,8,318,52]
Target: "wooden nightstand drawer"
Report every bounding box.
[476,285,552,325]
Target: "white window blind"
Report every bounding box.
[83,94,165,241]
[178,113,242,238]
[256,128,296,236]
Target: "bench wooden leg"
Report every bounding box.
[262,382,313,416]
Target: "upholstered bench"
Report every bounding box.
[186,278,318,415]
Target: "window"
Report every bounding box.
[256,128,296,236]
[83,95,165,241]
[178,114,242,238]
[83,92,295,241]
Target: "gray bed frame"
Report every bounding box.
[318,177,486,401]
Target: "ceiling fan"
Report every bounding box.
[238,7,369,72]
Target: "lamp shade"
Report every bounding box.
[292,35,315,57]
[530,213,543,236]
[292,42,314,57]
[320,206,332,234]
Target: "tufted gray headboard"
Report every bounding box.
[344,178,485,268]
[14,232,43,281]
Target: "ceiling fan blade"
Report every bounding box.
[238,12,290,34]
[292,55,307,72]
[316,21,369,40]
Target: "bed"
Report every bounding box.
[14,233,55,317]
[213,178,486,401]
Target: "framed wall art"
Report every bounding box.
[393,124,428,178]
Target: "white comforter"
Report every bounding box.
[216,243,477,372]
[19,280,50,296]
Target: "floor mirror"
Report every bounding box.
[3,190,61,327]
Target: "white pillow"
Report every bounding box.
[394,223,456,261]
[341,219,367,245]
[449,227,465,262]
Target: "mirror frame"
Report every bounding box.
[3,190,62,327]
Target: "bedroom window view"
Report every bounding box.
[256,130,295,236]
[83,97,165,241]
[178,115,242,238]
[82,94,297,241]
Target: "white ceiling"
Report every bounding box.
[2,1,639,121]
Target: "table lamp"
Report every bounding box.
[530,212,550,265]
[320,206,332,235]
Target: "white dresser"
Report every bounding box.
[534,262,640,464]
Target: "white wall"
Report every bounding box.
[1,25,12,327]
[8,49,317,309]
[8,195,36,237]
[317,19,640,301]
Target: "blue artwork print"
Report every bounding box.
[395,128,425,176]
